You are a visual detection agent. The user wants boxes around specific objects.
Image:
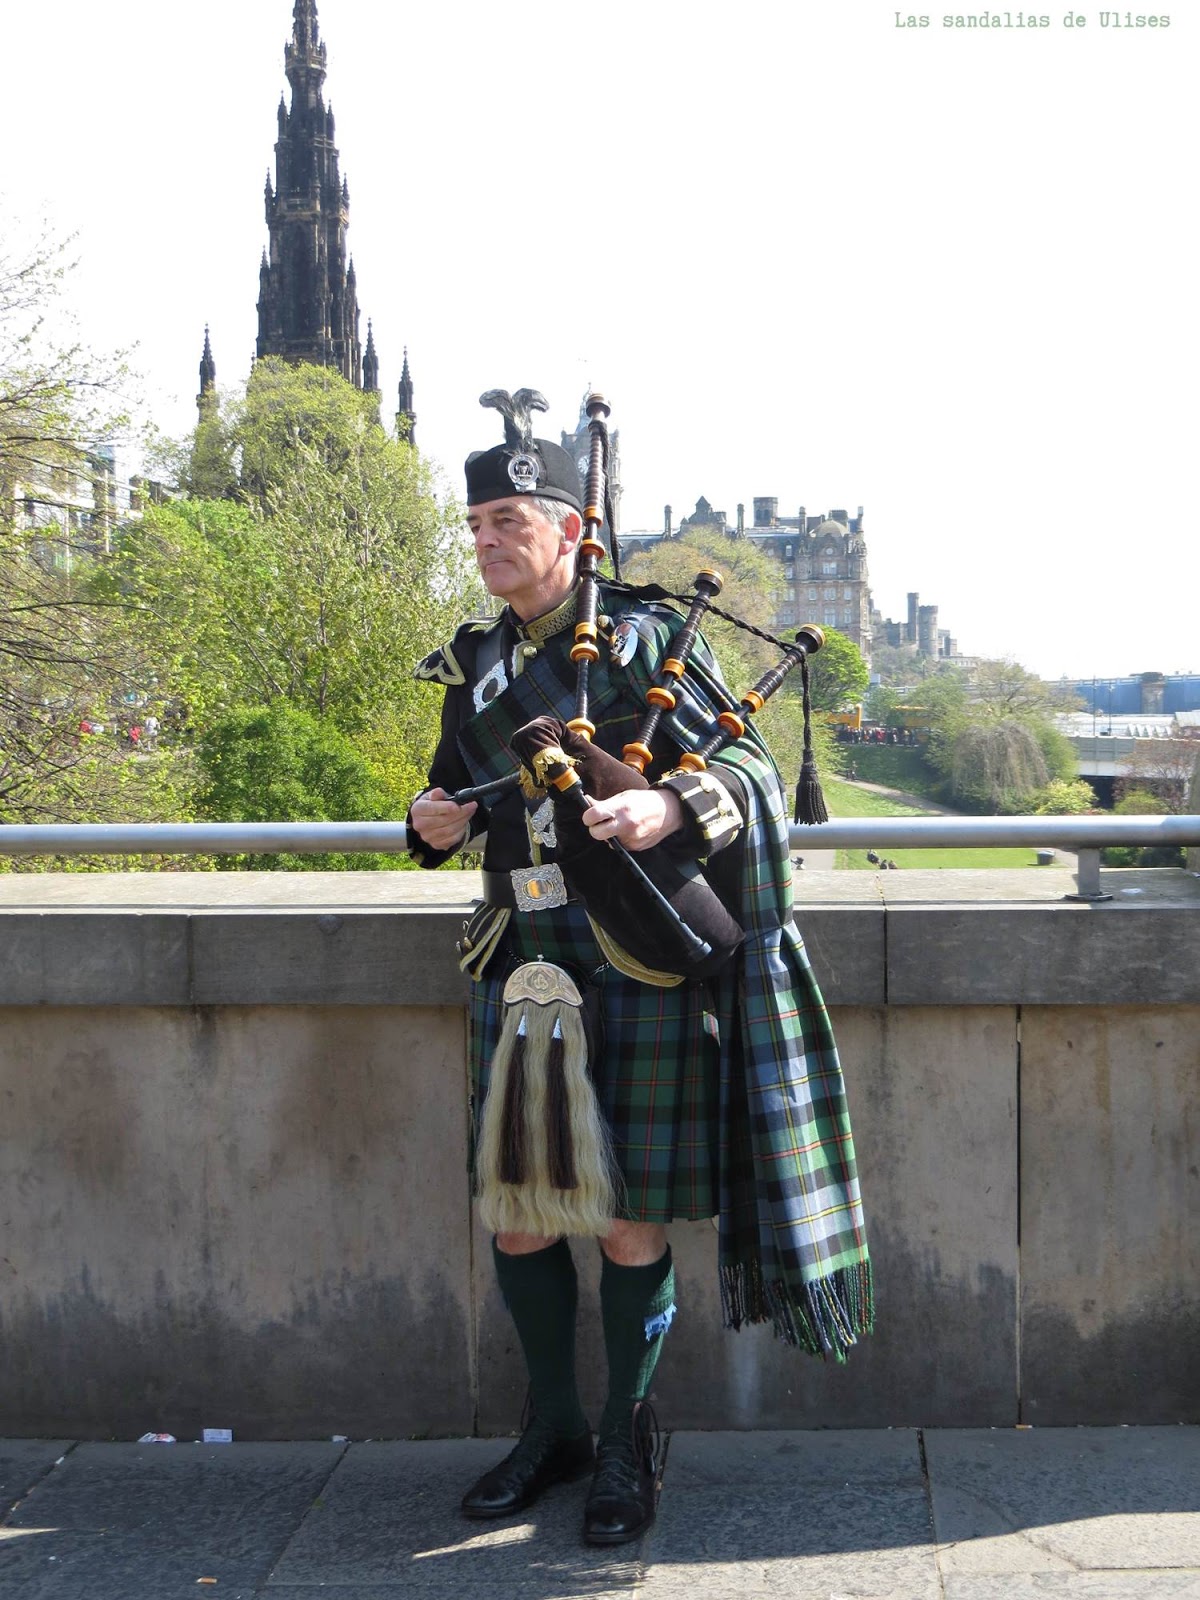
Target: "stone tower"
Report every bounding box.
[256,0,371,385]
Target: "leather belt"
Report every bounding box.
[482,864,576,912]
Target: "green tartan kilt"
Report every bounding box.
[467,901,721,1223]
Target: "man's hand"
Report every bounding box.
[581,786,684,851]
[410,787,477,852]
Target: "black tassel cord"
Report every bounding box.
[793,653,829,825]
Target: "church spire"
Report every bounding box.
[363,321,379,394]
[396,347,416,445]
[196,326,217,420]
[257,0,368,385]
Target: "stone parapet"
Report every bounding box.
[0,869,1196,1438]
[0,867,1197,1008]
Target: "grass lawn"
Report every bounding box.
[822,777,1041,869]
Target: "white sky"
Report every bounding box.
[5,0,1196,680]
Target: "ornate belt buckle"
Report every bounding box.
[512,863,568,911]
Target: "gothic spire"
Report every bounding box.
[363,321,379,394]
[286,0,326,93]
[257,0,367,386]
[397,347,416,446]
[196,327,217,421]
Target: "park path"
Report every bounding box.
[837,778,960,816]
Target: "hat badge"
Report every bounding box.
[507,452,540,493]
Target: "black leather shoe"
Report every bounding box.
[461,1416,595,1520]
[583,1400,660,1546]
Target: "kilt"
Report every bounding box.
[467,901,720,1223]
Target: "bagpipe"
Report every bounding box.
[451,391,829,987]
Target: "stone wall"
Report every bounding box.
[1,870,1197,1438]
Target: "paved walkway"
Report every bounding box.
[3,1428,1198,1598]
[838,779,960,815]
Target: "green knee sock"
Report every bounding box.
[493,1237,589,1439]
[598,1247,676,1442]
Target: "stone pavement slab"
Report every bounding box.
[0,1441,343,1600]
[0,1442,71,1514]
[2,1430,1199,1598]
[926,1428,1200,1590]
[640,1430,941,1599]
[267,1439,642,1595]
[943,1579,1200,1598]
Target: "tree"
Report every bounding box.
[196,701,397,870]
[0,225,147,825]
[968,658,1082,723]
[621,526,779,685]
[868,642,951,687]
[1,226,133,531]
[103,362,483,818]
[864,684,901,725]
[944,720,1051,813]
[805,628,868,714]
[1117,739,1198,813]
[915,659,1082,813]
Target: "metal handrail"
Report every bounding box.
[787,815,1198,850]
[0,814,1194,855]
[0,815,1195,903]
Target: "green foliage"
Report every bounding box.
[842,742,945,799]
[864,684,901,724]
[969,658,1082,722]
[0,225,150,828]
[622,526,778,684]
[1028,721,1077,783]
[0,226,133,525]
[93,362,484,860]
[867,642,954,687]
[914,659,1083,815]
[943,719,1050,813]
[1113,788,1170,816]
[1030,777,1098,814]
[1100,790,1185,866]
[196,700,399,870]
[805,628,868,713]
[183,405,237,499]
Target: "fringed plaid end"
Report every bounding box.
[719,1261,875,1362]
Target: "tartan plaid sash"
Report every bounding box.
[455,591,873,1357]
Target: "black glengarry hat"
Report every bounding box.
[465,387,583,513]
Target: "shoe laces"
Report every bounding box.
[505,1410,562,1469]
[594,1398,660,1491]
[499,1388,559,1463]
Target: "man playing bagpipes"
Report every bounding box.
[407,389,871,1547]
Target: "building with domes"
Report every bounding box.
[622,498,875,656]
[620,496,960,667]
